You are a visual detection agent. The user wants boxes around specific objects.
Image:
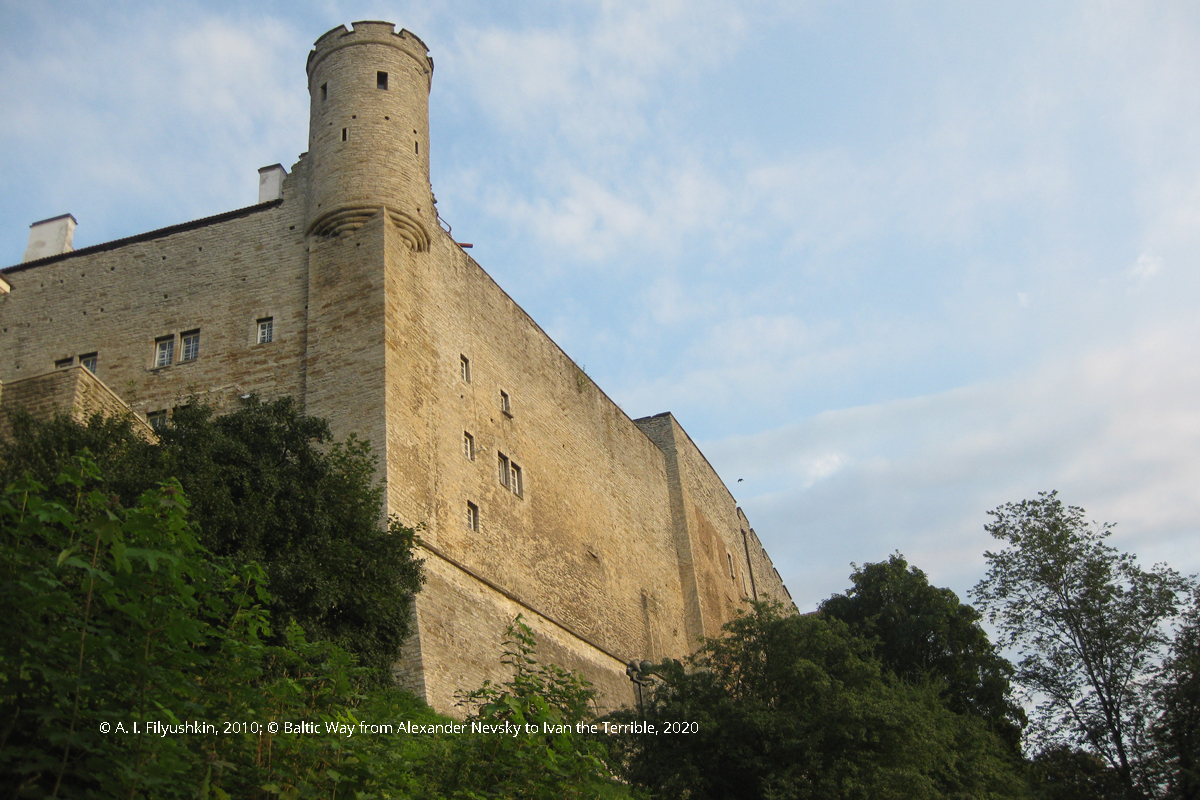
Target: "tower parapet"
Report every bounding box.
[305,22,434,250]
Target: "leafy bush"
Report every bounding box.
[0,399,423,678]
[0,455,414,798]
[399,616,628,799]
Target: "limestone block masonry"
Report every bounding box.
[0,21,795,716]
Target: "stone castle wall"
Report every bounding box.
[379,224,698,712]
[0,365,154,441]
[0,21,794,717]
[0,177,311,422]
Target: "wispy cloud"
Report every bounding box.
[444,0,751,144]
[708,320,1200,609]
[4,0,1200,620]
[0,5,306,255]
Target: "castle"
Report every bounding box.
[0,22,792,714]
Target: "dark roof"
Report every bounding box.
[3,199,283,274]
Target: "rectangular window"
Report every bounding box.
[154,336,174,368]
[460,354,471,383]
[498,453,510,489]
[466,501,479,531]
[509,462,523,497]
[147,410,168,431]
[79,353,97,373]
[320,82,327,101]
[257,318,273,344]
[181,330,200,362]
[54,357,73,369]
[500,390,511,416]
[463,431,475,461]
[728,553,736,581]
[377,71,388,90]
[341,127,348,142]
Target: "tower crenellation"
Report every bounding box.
[304,22,434,249]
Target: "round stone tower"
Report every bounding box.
[304,22,434,250]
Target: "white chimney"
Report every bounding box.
[22,214,77,263]
[258,164,287,203]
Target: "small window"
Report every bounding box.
[466,501,479,531]
[728,553,735,581]
[180,330,200,362]
[509,462,523,498]
[320,82,327,101]
[257,318,273,344]
[497,453,522,497]
[147,410,168,431]
[498,453,510,489]
[54,357,74,369]
[342,127,348,142]
[463,431,475,461]
[500,390,511,416]
[154,336,174,368]
[79,353,97,373]
[377,71,388,90]
[460,355,471,383]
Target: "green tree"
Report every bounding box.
[606,601,1027,800]
[821,553,1025,747]
[1155,597,1200,800]
[1027,746,1125,800]
[0,454,429,798]
[973,492,1195,800]
[0,399,423,676]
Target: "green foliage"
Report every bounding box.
[0,411,639,798]
[456,614,598,725]
[605,601,1027,800]
[0,407,159,503]
[0,455,381,797]
[161,399,423,676]
[408,615,624,799]
[0,457,239,796]
[820,553,1025,747]
[0,455,519,798]
[0,399,424,677]
[1155,597,1200,800]
[973,492,1196,798]
[1027,746,1126,800]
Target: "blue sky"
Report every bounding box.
[3,0,1199,610]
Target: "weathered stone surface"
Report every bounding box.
[0,365,154,441]
[0,21,794,716]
